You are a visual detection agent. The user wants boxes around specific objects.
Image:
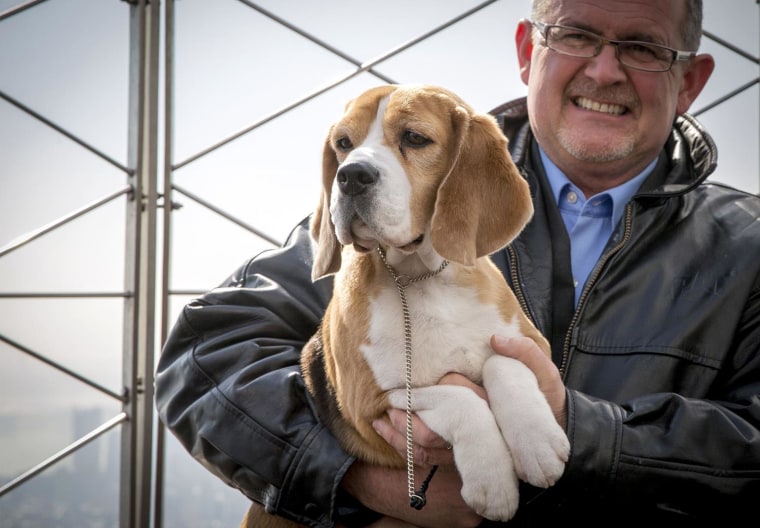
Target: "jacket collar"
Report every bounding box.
[490,97,719,197]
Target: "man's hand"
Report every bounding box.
[373,409,457,467]
[359,379,488,526]
[342,460,483,528]
[490,334,568,430]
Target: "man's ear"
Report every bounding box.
[677,53,715,115]
[515,19,534,86]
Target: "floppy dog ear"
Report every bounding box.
[431,108,533,266]
[310,130,343,281]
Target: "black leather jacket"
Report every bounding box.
[155,98,760,527]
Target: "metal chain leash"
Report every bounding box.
[377,247,448,509]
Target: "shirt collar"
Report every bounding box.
[539,146,656,227]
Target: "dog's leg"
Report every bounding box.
[388,385,520,522]
[482,354,570,487]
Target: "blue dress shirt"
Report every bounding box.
[539,148,656,306]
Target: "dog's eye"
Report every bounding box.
[336,136,353,151]
[402,130,431,148]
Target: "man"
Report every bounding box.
[156,0,760,526]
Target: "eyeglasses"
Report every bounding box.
[532,21,696,72]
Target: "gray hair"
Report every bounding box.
[531,0,703,50]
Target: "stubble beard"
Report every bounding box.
[557,125,635,163]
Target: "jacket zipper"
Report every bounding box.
[507,168,540,324]
[507,244,531,319]
[557,202,635,377]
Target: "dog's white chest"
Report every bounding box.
[363,279,522,390]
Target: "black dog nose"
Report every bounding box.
[337,161,379,196]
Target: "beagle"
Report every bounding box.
[243,84,569,527]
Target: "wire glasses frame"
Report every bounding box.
[532,21,696,72]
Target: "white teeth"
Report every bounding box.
[575,96,626,115]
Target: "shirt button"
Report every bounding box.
[567,191,578,204]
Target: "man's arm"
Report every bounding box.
[155,218,353,525]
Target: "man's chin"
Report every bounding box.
[560,135,634,164]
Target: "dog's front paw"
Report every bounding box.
[509,419,569,488]
[456,439,520,521]
[483,355,570,488]
[460,467,520,521]
[390,384,524,520]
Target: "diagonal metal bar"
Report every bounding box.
[0,185,133,258]
[172,0,500,170]
[236,0,396,84]
[0,412,128,497]
[0,89,133,175]
[0,0,49,21]
[168,289,208,296]
[0,292,131,298]
[703,30,759,65]
[694,26,760,116]
[694,77,760,116]
[0,332,127,403]
[172,73,346,170]
[172,183,282,246]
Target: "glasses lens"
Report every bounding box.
[546,26,600,58]
[618,42,673,71]
[545,24,674,72]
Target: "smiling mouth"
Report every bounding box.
[573,96,627,115]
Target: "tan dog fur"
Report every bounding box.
[242,85,569,528]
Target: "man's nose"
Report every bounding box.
[584,43,628,83]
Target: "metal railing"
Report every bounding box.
[0,1,159,527]
[0,1,757,527]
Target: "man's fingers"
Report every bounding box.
[439,372,488,401]
[490,334,568,429]
[386,409,445,448]
[490,335,558,388]
[374,410,455,467]
[491,334,546,368]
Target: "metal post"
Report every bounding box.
[122,0,160,526]
[153,0,176,526]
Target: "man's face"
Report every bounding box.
[520,0,702,190]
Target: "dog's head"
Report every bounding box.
[310,84,533,280]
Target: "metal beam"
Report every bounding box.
[0,412,129,497]
[0,186,133,258]
[0,333,127,403]
[0,0,49,22]
[121,0,160,526]
[154,0,177,525]
[0,89,133,174]
[172,0,500,170]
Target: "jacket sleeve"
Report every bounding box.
[155,217,354,526]
[557,280,760,522]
